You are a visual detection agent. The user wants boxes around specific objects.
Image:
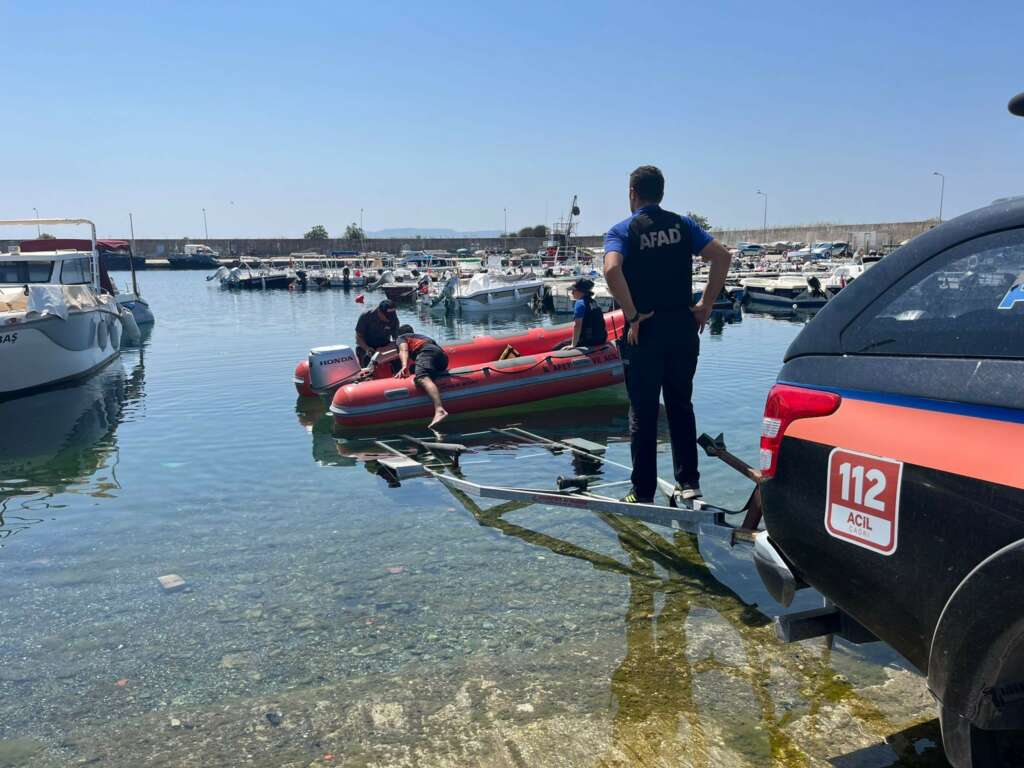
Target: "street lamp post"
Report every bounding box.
[360,208,364,251]
[202,207,209,240]
[756,190,768,241]
[32,207,40,236]
[932,172,945,222]
[504,207,508,251]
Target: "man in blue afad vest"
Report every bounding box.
[604,165,732,505]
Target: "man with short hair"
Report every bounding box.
[395,324,449,428]
[355,300,400,367]
[603,165,732,505]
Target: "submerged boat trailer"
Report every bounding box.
[372,426,763,547]
[369,425,869,647]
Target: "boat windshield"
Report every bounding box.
[59,256,94,285]
[0,260,54,283]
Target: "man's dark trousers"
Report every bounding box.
[622,313,700,500]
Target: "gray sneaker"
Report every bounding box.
[675,483,703,502]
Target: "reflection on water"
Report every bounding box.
[742,301,821,325]
[438,483,946,767]
[0,274,946,767]
[0,353,145,545]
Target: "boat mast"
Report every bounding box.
[128,212,140,296]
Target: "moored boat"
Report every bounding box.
[0,218,124,398]
[741,273,833,309]
[19,237,154,327]
[212,261,293,290]
[453,272,543,313]
[168,243,221,269]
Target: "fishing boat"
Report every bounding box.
[90,239,146,271]
[167,243,221,269]
[0,218,124,398]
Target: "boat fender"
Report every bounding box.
[355,294,365,304]
[97,314,109,348]
[120,307,141,346]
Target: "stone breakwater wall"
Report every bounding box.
[706,219,935,248]
[0,220,934,259]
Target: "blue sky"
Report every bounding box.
[2,1,1022,238]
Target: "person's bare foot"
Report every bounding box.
[428,408,448,429]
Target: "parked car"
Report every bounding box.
[752,192,1024,766]
[829,241,850,257]
[809,241,835,258]
[738,243,766,257]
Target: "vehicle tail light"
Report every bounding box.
[759,384,840,478]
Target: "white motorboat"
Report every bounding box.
[451,272,543,313]
[0,218,124,398]
[18,236,154,327]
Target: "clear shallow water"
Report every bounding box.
[0,273,948,767]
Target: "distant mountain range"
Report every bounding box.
[367,228,503,239]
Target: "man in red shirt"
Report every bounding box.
[395,324,449,428]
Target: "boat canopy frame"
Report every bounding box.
[0,218,100,291]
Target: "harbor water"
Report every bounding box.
[0,272,949,767]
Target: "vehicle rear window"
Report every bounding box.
[842,228,1024,358]
[0,260,54,283]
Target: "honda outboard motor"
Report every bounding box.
[308,345,362,392]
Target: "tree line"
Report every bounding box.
[303,224,365,241]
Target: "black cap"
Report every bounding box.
[1010,91,1024,117]
[572,277,595,294]
[378,299,396,314]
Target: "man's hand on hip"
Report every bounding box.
[691,301,714,333]
[626,311,655,345]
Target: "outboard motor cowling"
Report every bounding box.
[308,345,361,392]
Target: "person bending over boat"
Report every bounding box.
[570,277,609,348]
[604,165,731,505]
[355,300,400,367]
[394,324,449,428]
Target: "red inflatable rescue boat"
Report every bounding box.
[293,311,626,428]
